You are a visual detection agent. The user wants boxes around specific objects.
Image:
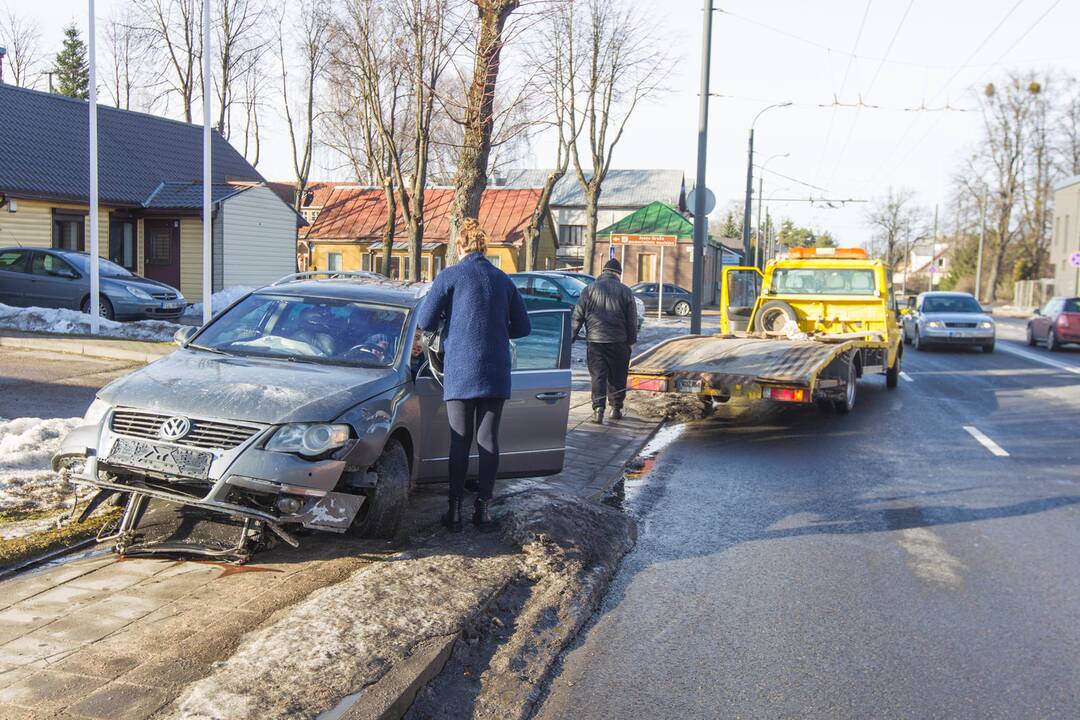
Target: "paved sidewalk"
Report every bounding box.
[0,391,660,719]
[0,332,173,364]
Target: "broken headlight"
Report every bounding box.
[266,423,350,457]
[83,398,111,425]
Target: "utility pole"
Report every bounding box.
[202,0,212,325]
[741,102,791,263]
[690,0,714,335]
[975,191,986,302]
[88,0,100,334]
[0,47,6,85]
[754,175,763,268]
[930,203,939,290]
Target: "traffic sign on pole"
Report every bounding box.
[1070,251,1080,268]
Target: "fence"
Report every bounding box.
[1013,278,1055,309]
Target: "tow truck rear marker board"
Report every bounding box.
[963,425,1010,457]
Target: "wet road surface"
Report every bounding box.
[537,327,1080,719]
[0,348,138,419]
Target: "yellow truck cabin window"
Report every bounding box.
[772,268,876,296]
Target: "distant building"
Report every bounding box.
[893,240,951,294]
[491,169,686,266]
[0,85,304,298]
[301,186,558,280]
[1052,175,1080,296]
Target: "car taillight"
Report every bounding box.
[1059,314,1078,328]
[629,376,668,392]
[761,386,808,403]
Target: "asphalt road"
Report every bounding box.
[0,348,137,419]
[537,319,1080,719]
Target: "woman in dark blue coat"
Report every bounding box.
[416,218,531,532]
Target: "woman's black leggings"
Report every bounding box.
[447,398,505,501]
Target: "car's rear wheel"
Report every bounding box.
[346,439,409,539]
[672,300,691,317]
[886,350,900,389]
[834,354,857,414]
[81,296,115,321]
[1047,329,1060,352]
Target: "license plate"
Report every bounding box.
[675,378,704,393]
[162,302,180,310]
[107,438,212,479]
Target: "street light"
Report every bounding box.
[753,152,789,268]
[741,102,792,263]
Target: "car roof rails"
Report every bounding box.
[270,271,383,286]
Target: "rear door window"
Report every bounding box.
[512,311,568,370]
[0,250,28,272]
[29,253,76,276]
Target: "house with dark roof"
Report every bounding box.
[490,169,686,265]
[0,85,303,298]
[301,186,558,279]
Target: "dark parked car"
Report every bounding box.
[631,282,693,316]
[1027,296,1080,351]
[0,247,185,320]
[548,270,597,286]
[511,271,644,330]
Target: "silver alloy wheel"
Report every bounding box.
[673,301,691,317]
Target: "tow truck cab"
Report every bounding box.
[720,247,903,379]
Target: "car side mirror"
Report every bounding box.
[173,326,198,347]
[1033,308,1042,316]
[982,305,993,314]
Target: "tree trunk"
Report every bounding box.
[582,184,600,275]
[447,0,519,265]
[408,188,424,282]
[381,179,396,277]
[525,170,563,271]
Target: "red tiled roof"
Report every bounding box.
[305,187,541,246]
[267,181,367,209]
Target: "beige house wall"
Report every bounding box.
[1052,181,1080,296]
[0,197,112,255]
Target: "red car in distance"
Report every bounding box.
[1027,296,1080,350]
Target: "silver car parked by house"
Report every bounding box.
[902,291,995,352]
[52,273,572,557]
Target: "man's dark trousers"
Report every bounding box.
[587,341,631,412]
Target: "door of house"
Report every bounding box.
[143,219,182,291]
[637,253,657,283]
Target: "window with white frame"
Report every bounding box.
[328,252,343,271]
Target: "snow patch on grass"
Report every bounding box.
[0,416,81,514]
[0,303,178,342]
[181,286,255,322]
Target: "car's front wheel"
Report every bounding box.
[672,300,691,317]
[1026,324,1036,346]
[914,328,926,351]
[81,295,115,321]
[345,439,409,539]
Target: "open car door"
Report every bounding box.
[721,266,764,334]
[416,309,572,481]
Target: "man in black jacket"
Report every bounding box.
[571,258,638,424]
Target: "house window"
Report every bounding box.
[559,224,585,246]
[421,256,432,281]
[487,254,502,269]
[376,255,402,279]
[361,253,371,271]
[327,252,343,271]
[109,220,136,270]
[53,214,85,251]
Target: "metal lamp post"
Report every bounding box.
[753,152,789,268]
[741,102,791,263]
[690,0,715,335]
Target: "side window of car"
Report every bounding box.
[30,253,74,276]
[0,250,27,272]
[512,312,565,370]
[663,284,678,294]
[1040,300,1055,316]
[511,275,532,296]
[635,284,655,293]
[531,277,561,300]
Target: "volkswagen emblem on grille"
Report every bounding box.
[159,416,192,441]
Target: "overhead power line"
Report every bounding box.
[711,93,974,113]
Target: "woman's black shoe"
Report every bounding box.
[442,497,464,532]
[473,498,498,533]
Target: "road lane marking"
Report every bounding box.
[897,527,966,588]
[899,371,914,382]
[963,425,1010,457]
[997,343,1080,375]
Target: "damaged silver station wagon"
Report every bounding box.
[52,273,572,560]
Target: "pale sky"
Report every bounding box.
[10,0,1080,244]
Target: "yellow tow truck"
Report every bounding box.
[628,247,903,413]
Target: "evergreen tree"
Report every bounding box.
[53,23,89,99]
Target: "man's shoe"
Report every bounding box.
[442,497,464,533]
[473,498,498,533]
[592,408,604,425]
[610,407,623,420]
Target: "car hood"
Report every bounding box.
[102,275,182,296]
[97,349,402,424]
[922,312,993,325]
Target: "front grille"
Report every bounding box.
[945,322,977,328]
[111,409,263,450]
[152,292,179,301]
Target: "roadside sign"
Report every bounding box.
[928,265,938,274]
[610,233,678,246]
[1070,251,1080,268]
[686,188,716,217]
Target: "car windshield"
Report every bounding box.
[192,293,409,368]
[66,254,133,278]
[771,268,876,295]
[921,295,982,313]
[1064,299,1080,313]
[558,276,589,297]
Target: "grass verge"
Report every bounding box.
[0,508,120,570]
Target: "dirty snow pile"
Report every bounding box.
[0,416,81,514]
[181,286,253,322]
[0,303,179,342]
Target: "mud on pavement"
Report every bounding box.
[159,490,636,720]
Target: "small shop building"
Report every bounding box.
[302,187,558,280]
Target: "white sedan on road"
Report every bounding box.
[902,291,996,353]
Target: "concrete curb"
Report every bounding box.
[0,333,173,363]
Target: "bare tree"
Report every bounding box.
[1019,77,1054,280]
[278,0,331,215]
[0,5,42,88]
[103,16,153,109]
[865,187,921,267]
[216,0,269,138]
[445,0,519,264]
[238,59,266,166]
[132,0,201,122]
[568,0,670,274]
[1059,76,1080,177]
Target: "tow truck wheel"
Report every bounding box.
[834,356,857,414]
[755,300,798,334]
[346,439,409,539]
[886,351,900,389]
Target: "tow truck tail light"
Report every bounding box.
[761,386,807,403]
[630,376,668,392]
